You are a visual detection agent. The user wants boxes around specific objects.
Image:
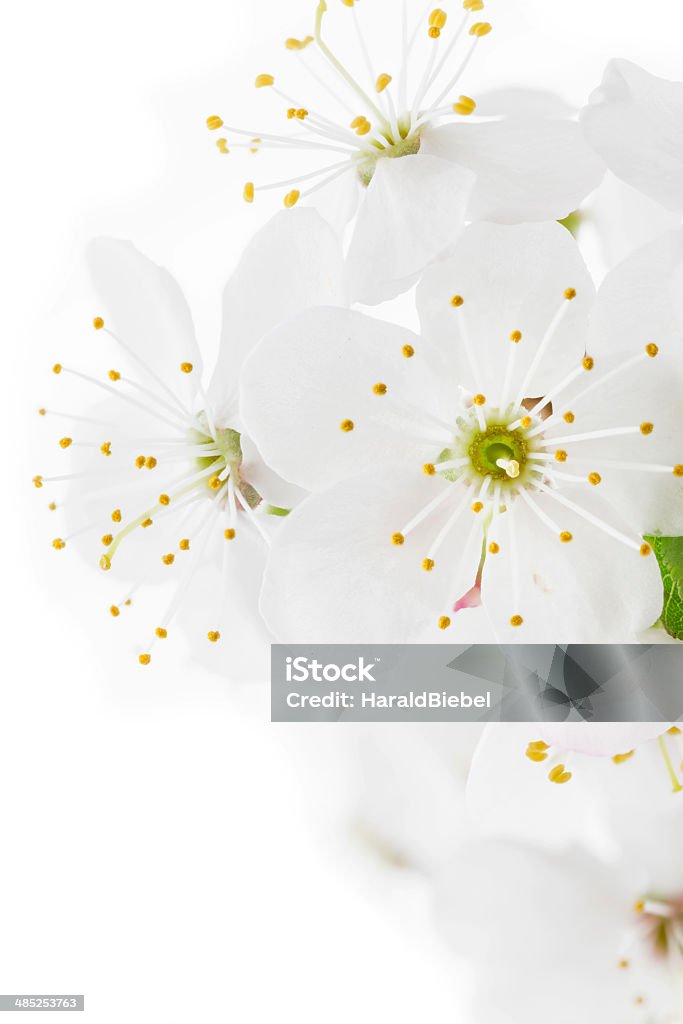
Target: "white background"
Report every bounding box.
[2,0,683,1020]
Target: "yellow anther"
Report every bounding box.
[472,393,486,406]
[488,542,500,554]
[469,21,492,36]
[93,316,105,330]
[528,740,550,751]
[645,343,659,358]
[162,553,175,566]
[471,502,484,513]
[422,558,435,571]
[548,764,572,784]
[668,726,681,735]
[438,616,451,630]
[59,437,72,449]
[295,108,309,120]
[510,614,524,627]
[216,138,229,155]
[350,116,371,136]
[555,450,568,463]
[428,26,441,38]
[255,74,274,88]
[208,475,222,490]
[244,182,255,204]
[618,960,630,969]
[376,73,392,93]
[135,455,145,469]
[38,408,47,416]
[510,330,522,343]
[108,369,121,382]
[612,750,635,764]
[640,543,652,557]
[33,475,43,488]
[48,502,56,511]
[520,416,532,429]
[141,518,153,528]
[391,533,405,546]
[640,422,654,435]
[206,115,224,130]
[100,442,112,457]
[111,509,121,523]
[138,654,151,666]
[453,95,476,116]
[145,457,157,469]
[110,606,120,618]
[159,494,170,506]
[559,531,573,543]
[285,36,314,50]
[423,463,436,476]
[340,419,355,432]
[100,554,112,571]
[373,382,387,395]
[52,537,66,550]
[101,533,113,547]
[155,627,168,639]
[673,465,683,476]
[224,528,236,540]
[563,411,575,423]
[464,0,484,9]
[402,344,415,358]
[582,356,595,371]
[634,900,645,913]
[588,472,602,486]
[207,630,221,643]
[52,363,62,374]
[429,9,447,29]
[564,287,577,301]
[249,138,261,153]
[451,294,464,307]
[180,362,193,374]
[526,747,548,763]
[284,189,301,208]
[341,0,355,6]
[124,599,132,606]
[179,538,190,550]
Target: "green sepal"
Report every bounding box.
[644,535,683,640]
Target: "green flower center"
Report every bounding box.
[469,427,529,479]
[356,129,422,187]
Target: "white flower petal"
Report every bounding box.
[422,117,604,223]
[417,221,595,398]
[240,307,450,492]
[581,59,683,213]
[208,209,347,418]
[537,722,669,757]
[238,433,307,511]
[345,153,474,305]
[260,468,481,643]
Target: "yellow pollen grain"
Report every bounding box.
[402,344,415,358]
[138,654,151,666]
[564,288,577,301]
[100,442,112,457]
[471,502,484,513]
[376,73,392,93]
[285,36,314,50]
[255,74,274,88]
[640,543,652,557]
[208,475,222,490]
[155,628,168,639]
[612,750,635,764]
[391,532,405,546]
[284,189,300,208]
[422,558,435,571]
[588,472,602,486]
[38,408,46,416]
[159,494,171,507]
[142,518,153,529]
[243,182,255,204]
[520,416,532,429]
[488,542,500,554]
[52,537,66,550]
[179,538,190,550]
[162,553,175,566]
[510,615,524,627]
[373,382,387,395]
[469,21,492,36]
[428,26,441,38]
[207,631,221,643]
[110,606,120,618]
[451,294,464,307]
[108,369,121,382]
[33,475,43,488]
[340,419,355,432]
[112,509,121,522]
[640,422,654,435]
[423,463,436,476]
[646,343,659,358]
[145,457,157,469]
[472,393,486,406]
[453,95,476,116]
[563,411,575,423]
[559,531,573,543]
[510,330,522,343]
[206,115,224,130]
[438,616,451,630]
[555,450,568,463]
[216,138,229,154]
[224,528,236,540]
[548,764,572,784]
[100,554,112,571]
[135,455,146,469]
[101,534,113,547]
[634,900,645,913]
[618,959,630,970]
[673,465,683,477]
[582,356,595,371]
[59,437,72,449]
[180,362,193,374]
[93,316,105,330]
[52,363,62,374]
[48,502,56,511]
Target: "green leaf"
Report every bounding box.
[644,535,683,640]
